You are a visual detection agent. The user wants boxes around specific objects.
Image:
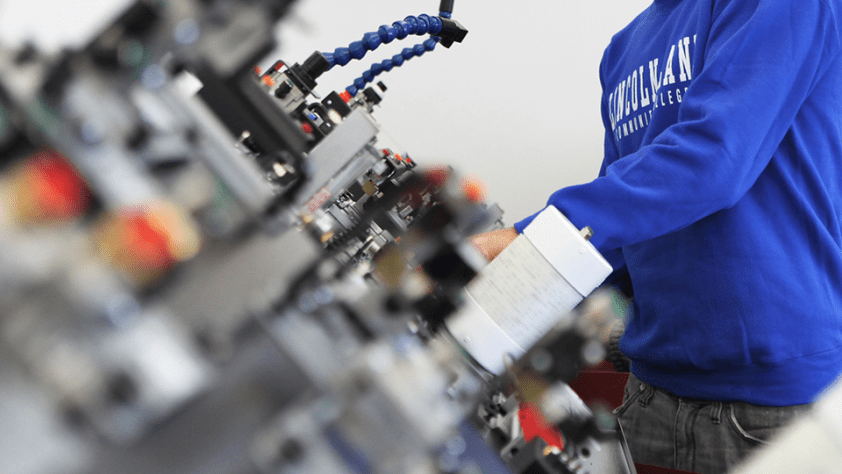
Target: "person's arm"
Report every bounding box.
[469,227,517,261]
[516,0,841,254]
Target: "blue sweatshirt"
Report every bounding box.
[515,0,842,405]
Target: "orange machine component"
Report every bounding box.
[461,176,486,203]
[2,149,92,225]
[97,203,201,287]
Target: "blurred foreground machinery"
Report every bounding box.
[0,1,635,473]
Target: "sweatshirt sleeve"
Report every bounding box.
[515,0,841,254]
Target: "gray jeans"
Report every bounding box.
[614,373,811,474]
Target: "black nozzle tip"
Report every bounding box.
[435,18,468,49]
[302,52,331,81]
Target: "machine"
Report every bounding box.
[0,1,636,473]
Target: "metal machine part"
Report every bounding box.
[296,109,381,211]
[497,291,636,474]
[448,288,638,474]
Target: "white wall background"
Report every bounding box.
[272,0,651,223]
[0,0,651,224]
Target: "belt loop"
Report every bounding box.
[638,382,654,407]
[710,402,723,424]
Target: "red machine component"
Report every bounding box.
[4,149,92,224]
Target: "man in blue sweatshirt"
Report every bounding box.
[471,0,842,472]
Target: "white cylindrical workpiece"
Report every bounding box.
[445,206,613,374]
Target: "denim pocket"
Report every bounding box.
[613,380,645,417]
[726,402,809,446]
[727,404,771,446]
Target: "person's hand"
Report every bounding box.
[469,227,518,262]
